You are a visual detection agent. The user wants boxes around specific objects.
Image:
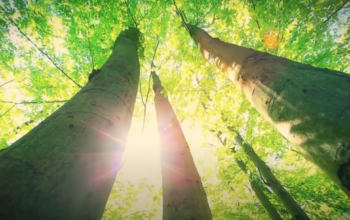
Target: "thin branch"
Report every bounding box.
[138,8,151,24]
[202,143,218,149]
[315,50,350,62]
[255,19,260,29]
[282,182,305,189]
[83,9,95,70]
[0,100,68,105]
[312,0,350,46]
[0,104,16,118]
[141,40,159,132]
[249,0,256,10]
[124,0,138,27]
[195,0,222,26]
[36,68,65,84]
[172,0,190,33]
[321,0,350,26]
[16,120,35,130]
[0,6,82,88]
[289,149,309,162]
[244,184,253,194]
[139,81,145,105]
[0,79,15,88]
[157,42,185,68]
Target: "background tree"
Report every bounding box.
[233,130,310,220]
[152,72,212,220]
[235,158,283,220]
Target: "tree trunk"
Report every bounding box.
[234,131,310,220]
[152,72,213,220]
[236,159,283,220]
[0,27,141,220]
[187,24,350,197]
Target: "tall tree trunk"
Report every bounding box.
[235,158,283,220]
[0,27,141,220]
[233,131,310,220]
[186,24,350,197]
[152,72,213,220]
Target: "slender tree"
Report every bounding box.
[185,23,350,197]
[152,72,213,220]
[0,27,141,220]
[197,80,307,219]
[235,158,283,220]
[232,130,310,220]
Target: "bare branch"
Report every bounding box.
[142,40,159,132]
[312,0,350,45]
[282,182,305,189]
[83,24,95,70]
[138,8,151,24]
[157,42,185,67]
[249,0,256,9]
[16,120,35,130]
[139,81,145,105]
[172,0,190,33]
[124,0,138,27]
[244,184,253,194]
[0,79,15,88]
[321,0,350,26]
[0,6,82,88]
[195,0,222,26]
[0,104,16,118]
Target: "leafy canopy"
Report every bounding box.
[0,0,349,219]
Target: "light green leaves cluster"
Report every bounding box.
[0,0,349,219]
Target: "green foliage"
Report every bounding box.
[0,0,350,219]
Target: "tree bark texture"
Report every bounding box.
[0,27,141,220]
[187,24,350,197]
[152,72,213,220]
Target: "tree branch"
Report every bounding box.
[0,79,15,88]
[142,40,159,132]
[0,104,16,118]
[124,0,138,27]
[83,22,95,70]
[0,6,82,88]
[282,182,305,189]
[172,0,190,33]
[249,0,256,10]
[195,0,222,26]
[16,120,35,130]
[321,0,350,26]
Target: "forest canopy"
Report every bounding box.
[0,0,350,219]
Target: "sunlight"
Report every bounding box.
[115,102,220,186]
[117,105,162,186]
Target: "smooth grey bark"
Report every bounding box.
[0,27,141,220]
